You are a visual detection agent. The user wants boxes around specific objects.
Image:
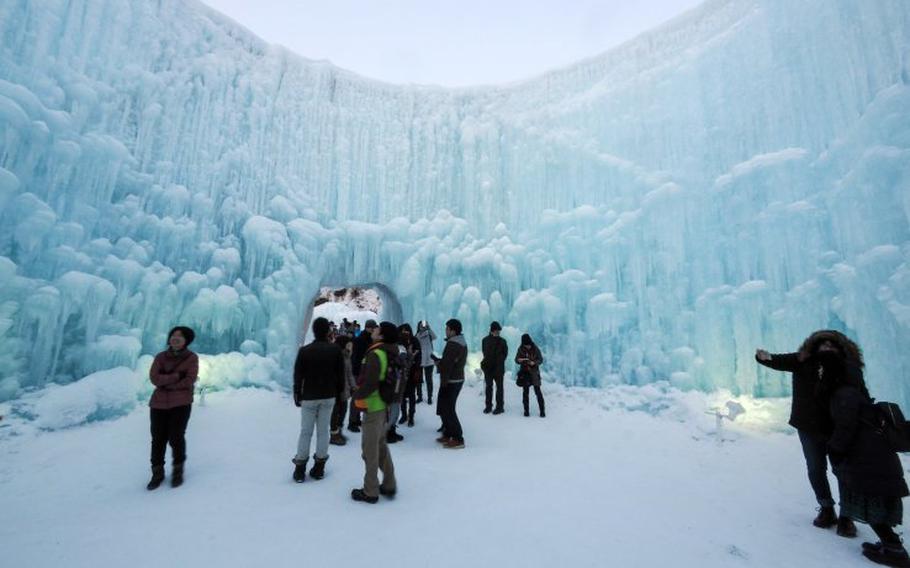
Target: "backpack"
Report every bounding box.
[868,401,910,453]
[374,349,405,405]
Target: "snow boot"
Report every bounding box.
[292,458,307,483]
[379,485,397,499]
[398,413,408,425]
[309,456,328,480]
[171,463,184,488]
[330,430,347,446]
[347,424,361,433]
[407,417,414,427]
[351,488,379,504]
[813,506,838,528]
[443,438,465,450]
[386,429,398,444]
[483,407,492,414]
[836,516,857,538]
[523,409,530,417]
[863,543,910,567]
[146,466,165,491]
[492,407,504,415]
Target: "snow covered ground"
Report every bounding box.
[1,380,906,567]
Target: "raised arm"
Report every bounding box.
[755,350,800,372]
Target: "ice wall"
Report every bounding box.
[0,0,909,411]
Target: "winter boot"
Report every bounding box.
[523,409,530,417]
[171,463,184,488]
[351,488,379,504]
[483,407,492,414]
[492,407,504,415]
[398,413,408,425]
[863,543,910,567]
[309,456,328,480]
[347,423,361,433]
[813,506,838,528]
[386,429,398,444]
[292,458,307,483]
[407,416,414,427]
[836,516,857,538]
[330,430,347,446]
[393,428,404,442]
[379,485,397,499]
[146,466,165,491]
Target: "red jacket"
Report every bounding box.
[149,349,199,409]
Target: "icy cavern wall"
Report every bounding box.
[0,0,909,409]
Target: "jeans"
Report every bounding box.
[150,405,192,467]
[331,397,348,432]
[484,372,504,411]
[439,381,464,441]
[423,366,434,403]
[523,384,545,415]
[295,398,335,462]
[361,409,396,498]
[798,429,837,507]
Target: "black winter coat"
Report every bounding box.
[756,352,863,436]
[294,340,345,401]
[481,335,508,378]
[828,386,909,498]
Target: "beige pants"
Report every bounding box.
[361,409,396,497]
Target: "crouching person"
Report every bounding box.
[351,321,399,504]
[292,317,345,483]
[148,326,199,490]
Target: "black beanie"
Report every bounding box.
[378,321,399,344]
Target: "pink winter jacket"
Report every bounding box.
[149,350,199,409]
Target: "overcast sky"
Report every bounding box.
[201,0,704,87]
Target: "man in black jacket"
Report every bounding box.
[481,321,508,414]
[756,330,861,537]
[435,319,468,449]
[347,319,378,433]
[292,317,345,483]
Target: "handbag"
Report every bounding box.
[516,369,531,387]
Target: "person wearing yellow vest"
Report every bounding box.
[351,321,399,504]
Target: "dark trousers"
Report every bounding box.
[422,366,435,403]
[439,382,464,441]
[331,397,348,431]
[400,382,417,423]
[484,372,504,411]
[348,398,362,427]
[523,384,545,415]
[150,405,192,467]
[797,429,838,508]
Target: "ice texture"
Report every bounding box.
[0,0,909,411]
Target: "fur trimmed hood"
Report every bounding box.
[797,330,864,367]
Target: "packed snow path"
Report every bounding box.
[1,383,906,567]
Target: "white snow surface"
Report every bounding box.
[0,382,906,567]
[0,0,909,418]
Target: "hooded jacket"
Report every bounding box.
[756,330,865,436]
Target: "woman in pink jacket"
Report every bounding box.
[147,326,199,490]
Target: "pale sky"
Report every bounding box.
[200,0,704,87]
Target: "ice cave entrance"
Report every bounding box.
[301,283,404,343]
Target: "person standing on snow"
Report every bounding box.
[435,319,468,449]
[481,321,508,415]
[515,334,545,418]
[415,320,437,405]
[147,326,199,490]
[329,336,357,446]
[351,322,399,504]
[398,324,420,428]
[755,330,860,537]
[291,317,345,483]
[348,319,378,433]
[814,336,909,566]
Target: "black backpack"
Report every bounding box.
[376,349,406,405]
[868,401,910,453]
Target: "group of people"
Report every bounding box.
[145,318,547,505]
[757,330,909,566]
[143,323,907,565]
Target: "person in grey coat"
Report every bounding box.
[416,320,437,405]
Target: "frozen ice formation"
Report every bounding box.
[0,0,908,414]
